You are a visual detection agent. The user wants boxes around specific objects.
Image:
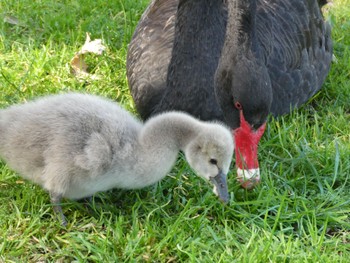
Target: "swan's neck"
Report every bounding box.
[155,0,227,117]
[225,0,259,58]
[169,0,227,81]
[133,113,201,187]
[214,0,272,129]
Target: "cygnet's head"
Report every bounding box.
[184,123,234,203]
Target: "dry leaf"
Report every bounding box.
[332,54,338,63]
[4,15,20,25]
[70,54,88,73]
[70,32,106,81]
[78,33,106,55]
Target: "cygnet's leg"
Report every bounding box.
[43,160,70,226]
[78,196,95,213]
[82,196,93,204]
[49,192,67,226]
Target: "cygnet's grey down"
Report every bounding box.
[0,93,234,225]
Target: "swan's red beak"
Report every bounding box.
[233,111,266,189]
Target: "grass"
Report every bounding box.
[0,0,349,262]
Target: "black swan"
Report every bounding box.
[126,0,332,189]
[0,93,233,225]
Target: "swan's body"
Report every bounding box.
[0,93,233,225]
[127,0,332,188]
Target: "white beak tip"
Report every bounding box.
[237,168,260,189]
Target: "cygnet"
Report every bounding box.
[0,93,234,225]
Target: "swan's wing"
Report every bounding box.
[126,0,177,120]
[258,0,332,115]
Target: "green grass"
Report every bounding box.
[0,0,349,262]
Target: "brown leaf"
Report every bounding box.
[70,54,88,73]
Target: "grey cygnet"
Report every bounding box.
[0,93,234,225]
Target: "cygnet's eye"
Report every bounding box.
[209,158,217,165]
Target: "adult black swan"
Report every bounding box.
[126,0,332,189]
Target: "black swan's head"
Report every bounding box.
[215,53,272,189]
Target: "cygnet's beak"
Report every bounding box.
[210,171,229,203]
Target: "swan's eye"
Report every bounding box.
[234,101,242,110]
[209,158,217,165]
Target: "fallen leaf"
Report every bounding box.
[332,54,338,63]
[70,32,106,81]
[70,54,88,73]
[78,33,106,55]
[4,15,20,25]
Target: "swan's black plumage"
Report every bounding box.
[127,0,332,128]
[127,0,227,121]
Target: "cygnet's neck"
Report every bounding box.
[133,112,202,187]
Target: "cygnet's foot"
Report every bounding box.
[78,196,97,215]
[50,192,67,226]
[52,204,68,226]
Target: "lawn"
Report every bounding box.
[0,0,349,262]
